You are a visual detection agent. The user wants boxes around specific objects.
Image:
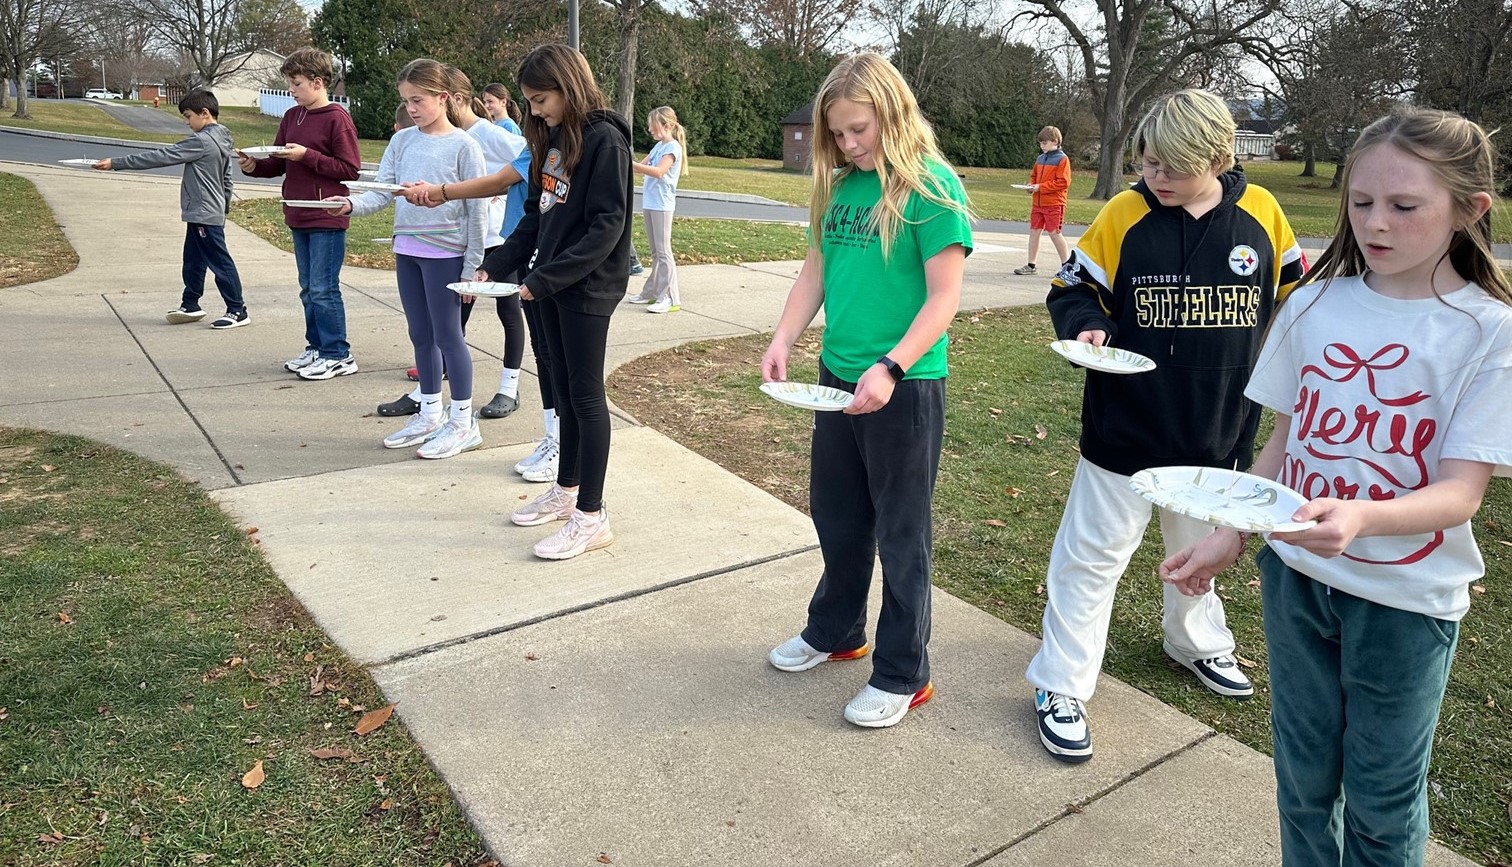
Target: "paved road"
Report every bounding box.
[0,127,282,186]
[64,97,190,133]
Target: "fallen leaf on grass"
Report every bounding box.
[241,698,257,711]
[1235,656,1258,669]
[1487,696,1499,710]
[37,832,63,845]
[309,746,354,761]
[191,855,212,864]
[354,703,396,736]
[1034,424,1048,440]
[1005,487,1024,498]
[56,612,72,625]
[40,464,55,472]
[244,526,258,536]
[1471,584,1486,595]
[309,665,326,696]
[241,760,265,789]
[984,519,1007,528]
[0,707,7,721]
[1046,470,1060,478]
[379,798,393,811]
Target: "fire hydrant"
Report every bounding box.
[153,96,160,108]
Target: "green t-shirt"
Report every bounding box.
[818,160,973,382]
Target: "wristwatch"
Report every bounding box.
[877,355,906,382]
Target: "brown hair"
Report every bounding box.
[443,64,487,121]
[280,47,335,87]
[484,82,522,124]
[1038,125,1062,145]
[516,43,607,180]
[394,101,414,130]
[395,58,463,128]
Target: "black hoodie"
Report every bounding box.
[482,109,632,315]
[1045,168,1305,476]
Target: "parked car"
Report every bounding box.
[84,88,123,100]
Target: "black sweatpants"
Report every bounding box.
[800,361,945,695]
[537,297,612,511]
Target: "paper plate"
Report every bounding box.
[371,238,393,245]
[759,381,853,412]
[1048,339,1157,374]
[282,199,345,209]
[346,180,404,193]
[1129,466,1317,533]
[241,145,288,157]
[447,281,520,297]
[59,158,99,167]
[1011,183,1033,190]
[358,170,378,180]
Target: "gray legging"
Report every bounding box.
[643,207,680,305]
[395,253,473,401]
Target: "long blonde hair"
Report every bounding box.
[647,105,688,177]
[396,58,464,129]
[808,53,970,258]
[1302,108,1511,307]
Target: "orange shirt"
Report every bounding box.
[1030,150,1071,208]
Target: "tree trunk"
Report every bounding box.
[0,78,9,111]
[614,4,640,125]
[1329,161,1344,189]
[1300,141,1315,177]
[11,64,29,118]
[1092,93,1127,199]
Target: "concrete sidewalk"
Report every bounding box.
[0,163,1474,867]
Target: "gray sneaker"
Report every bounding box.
[1013,263,1038,276]
[284,349,319,371]
[382,413,444,449]
[415,417,482,460]
[298,354,359,381]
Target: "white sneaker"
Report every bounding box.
[165,306,207,324]
[297,354,359,380]
[521,439,560,483]
[510,483,577,526]
[533,506,614,560]
[415,417,482,459]
[625,294,654,305]
[514,436,556,474]
[1163,641,1255,699]
[382,413,444,449]
[1034,689,1092,762]
[843,682,934,728]
[646,299,679,314]
[284,349,319,371]
[767,635,870,672]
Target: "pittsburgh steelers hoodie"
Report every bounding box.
[1046,168,1305,476]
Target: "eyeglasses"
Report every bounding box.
[1140,160,1194,182]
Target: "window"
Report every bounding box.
[794,131,803,140]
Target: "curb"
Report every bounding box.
[0,126,382,171]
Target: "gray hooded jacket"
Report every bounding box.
[113,123,235,226]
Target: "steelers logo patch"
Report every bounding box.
[1228,245,1259,276]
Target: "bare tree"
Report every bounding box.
[0,0,81,116]
[111,0,303,88]
[694,0,863,55]
[602,0,653,123]
[1016,0,1286,198]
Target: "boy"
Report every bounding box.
[1025,90,1304,763]
[95,90,248,329]
[239,47,362,380]
[1013,126,1072,276]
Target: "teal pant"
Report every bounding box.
[1258,545,1457,867]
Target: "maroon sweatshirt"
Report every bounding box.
[244,102,361,230]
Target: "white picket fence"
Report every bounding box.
[257,88,350,117]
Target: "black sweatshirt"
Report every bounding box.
[1045,169,1306,476]
[482,109,632,315]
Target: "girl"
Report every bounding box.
[482,82,523,134]
[479,43,632,560]
[335,58,488,459]
[1161,108,1511,865]
[404,81,560,479]
[760,53,972,728]
[627,106,686,314]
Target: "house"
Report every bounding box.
[210,49,286,107]
[781,102,814,172]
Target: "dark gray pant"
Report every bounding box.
[800,362,945,695]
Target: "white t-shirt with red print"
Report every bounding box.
[1246,275,1512,620]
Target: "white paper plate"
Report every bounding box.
[358,170,378,180]
[759,381,853,412]
[241,145,288,157]
[1130,466,1317,533]
[282,199,345,209]
[59,158,99,167]
[1011,183,1033,190]
[371,238,393,245]
[1048,339,1157,374]
[447,281,520,297]
[346,180,404,193]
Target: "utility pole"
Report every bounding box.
[568,0,579,49]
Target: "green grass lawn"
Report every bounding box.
[0,429,492,865]
[0,173,77,288]
[606,306,1512,865]
[229,197,808,270]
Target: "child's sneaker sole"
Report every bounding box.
[769,643,870,672]
[533,526,615,560]
[166,310,206,324]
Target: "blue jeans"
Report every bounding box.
[1259,545,1457,867]
[181,223,245,314]
[292,229,348,358]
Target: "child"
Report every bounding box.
[239,47,362,380]
[761,53,972,729]
[402,90,560,480]
[95,90,248,329]
[1012,126,1072,276]
[482,82,523,134]
[1161,108,1511,865]
[333,58,488,460]
[627,106,686,314]
[480,43,631,560]
[1026,89,1305,762]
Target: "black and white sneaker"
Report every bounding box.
[1164,641,1254,699]
[1035,689,1093,763]
[166,306,206,324]
[297,355,359,381]
[209,310,250,330]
